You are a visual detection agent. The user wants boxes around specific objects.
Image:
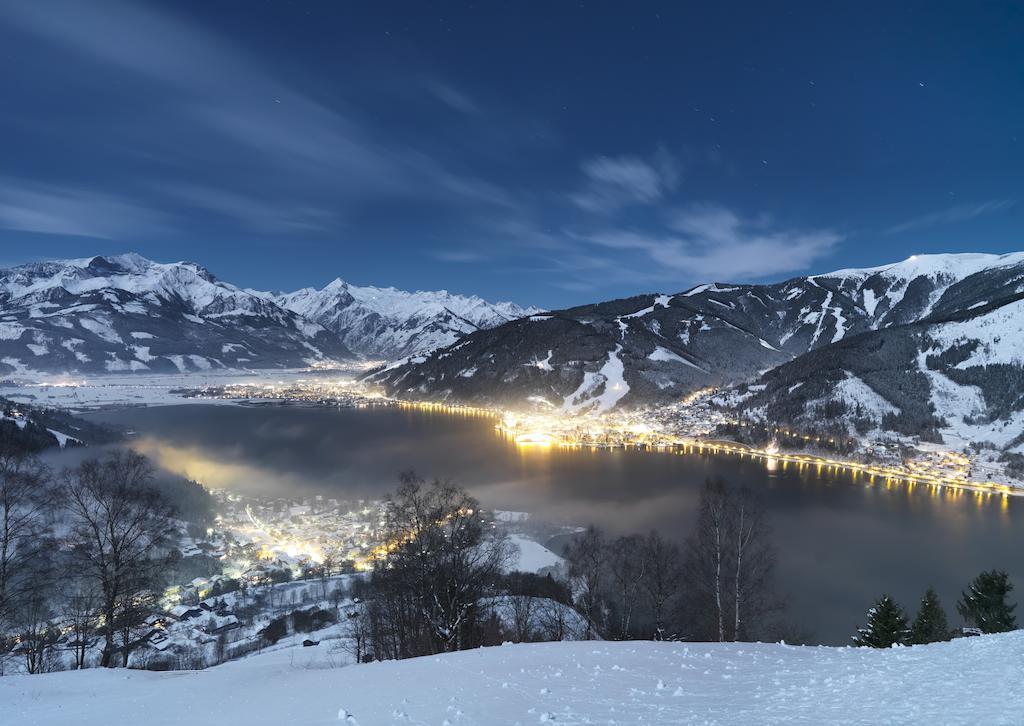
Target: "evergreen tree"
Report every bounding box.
[852,594,909,648]
[910,587,950,644]
[958,570,1017,634]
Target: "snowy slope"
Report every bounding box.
[737,282,1024,460]
[274,279,540,360]
[0,254,350,373]
[367,251,1024,411]
[4,635,1024,725]
[505,534,564,573]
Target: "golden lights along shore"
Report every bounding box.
[383,397,1015,502]
[201,379,1017,504]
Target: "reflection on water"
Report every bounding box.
[86,404,1022,645]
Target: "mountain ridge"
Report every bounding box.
[365,252,1024,441]
[271,277,540,360]
[0,253,538,374]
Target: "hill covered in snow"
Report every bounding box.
[3,633,1023,725]
[365,252,1024,427]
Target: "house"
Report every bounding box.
[202,614,240,635]
[168,604,203,621]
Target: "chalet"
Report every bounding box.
[202,613,240,635]
[168,604,203,621]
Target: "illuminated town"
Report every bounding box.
[171,377,1020,502]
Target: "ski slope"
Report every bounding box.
[3,633,1023,725]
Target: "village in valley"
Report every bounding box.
[0,480,575,674]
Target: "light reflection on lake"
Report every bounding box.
[86,404,1022,644]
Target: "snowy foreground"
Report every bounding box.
[5,634,1024,725]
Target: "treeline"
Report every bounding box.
[853,571,1017,648]
[564,479,781,642]
[352,475,787,664]
[0,447,206,673]
[0,398,121,453]
[742,326,948,441]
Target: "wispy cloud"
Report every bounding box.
[158,183,339,234]
[0,0,517,239]
[574,203,841,283]
[570,148,680,212]
[421,78,481,116]
[0,180,166,239]
[885,199,1014,235]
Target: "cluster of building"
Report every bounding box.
[98,492,387,669]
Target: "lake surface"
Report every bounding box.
[86,403,1023,644]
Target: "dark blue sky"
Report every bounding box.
[0,1,1020,307]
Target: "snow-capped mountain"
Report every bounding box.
[0,253,351,374]
[366,252,1024,417]
[273,280,541,360]
[733,255,1024,453]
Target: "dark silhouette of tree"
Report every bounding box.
[639,530,682,640]
[852,594,909,648]
[564,525,608,640]
[607,534,645,639]
[910,587,950,644]
[60,580,99,670]
[958,570,1017,634]
[683,479,778,641]
[366,472,512,659]
[63,450,175,667]
[0,450,52,636]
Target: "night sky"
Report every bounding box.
[0,1,1021,307]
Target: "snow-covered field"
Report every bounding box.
[4,634,1024,725]
[506,534,564,573]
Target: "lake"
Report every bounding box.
[85,403,1023,644]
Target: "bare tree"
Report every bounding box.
[686,480,729,640]
[63,450,175,667]
[0,450,52,635]
[640,530,682,640]
[341,601,371,664]
[60,581,99,670]
[536,596,571,642]
[367,473,513,659]
[115,589,158,667]
[564,526,607,639]
[507,594,537,642]
[15,588,58,674]
[730,488,776,640]
[683,479,777,642]
[607,534,646,639]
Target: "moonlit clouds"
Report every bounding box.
[577,204,842,283]
[571,149,680,212]
[0,180,167,240]
[0,0,513,241]
[0,2,1014,303]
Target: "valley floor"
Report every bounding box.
[3,633,1023,725]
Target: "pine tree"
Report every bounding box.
[910,587,950,644]
[958,570,1017,634]
[852,594,909,648]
